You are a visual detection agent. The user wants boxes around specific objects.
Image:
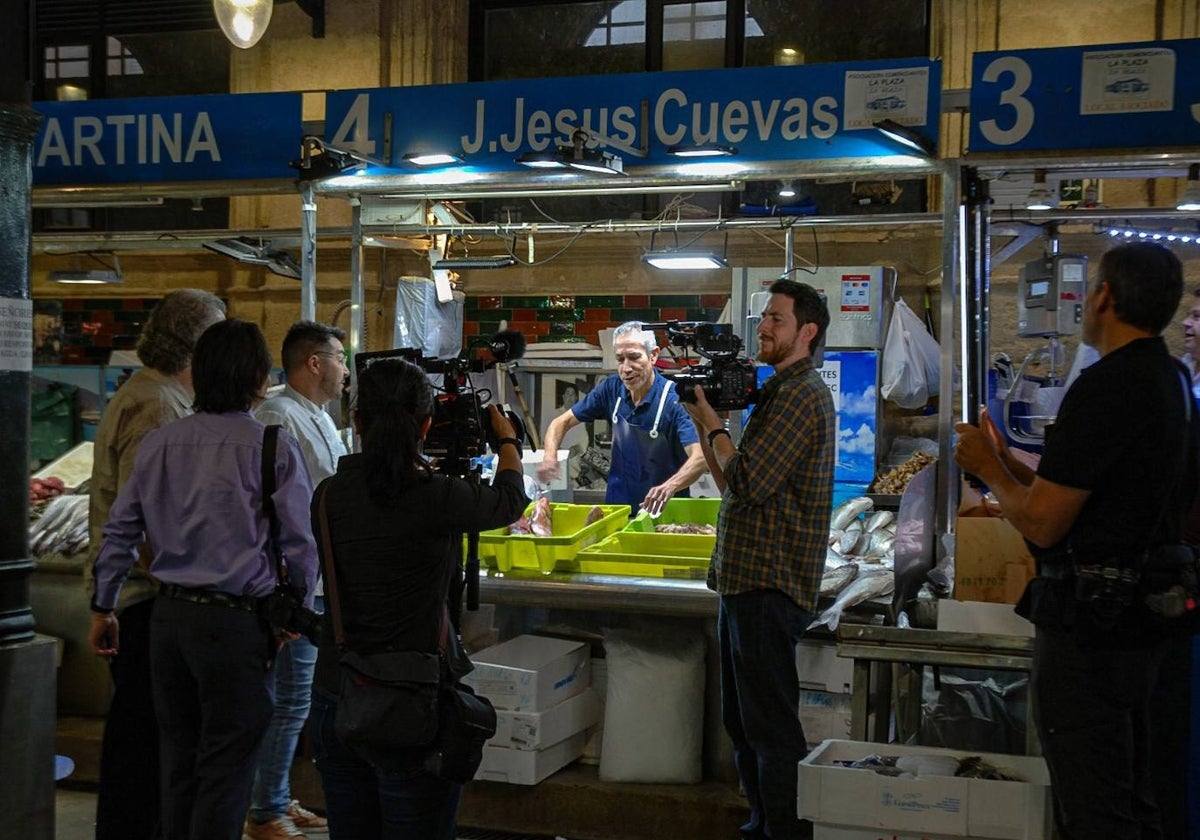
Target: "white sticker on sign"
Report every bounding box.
[0,297,32,373]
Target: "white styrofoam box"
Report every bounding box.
[522,449,570,491]
[580,658,607,765]
[475,730,588,785]
[797,639,855,693]
[490,688,602,750]
[799,690,852,749]
[464,635,591,712]
[799,740,1051,840]
[815,827,971,840]
[936,600,1035,639]
[690,472,722,498]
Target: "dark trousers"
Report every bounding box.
[95,598,160,840]
[150,596,275,840]
[1150,634,1194,840]
[718,589,811,840]
[1033,627,1168,840]
[310,689,462,840]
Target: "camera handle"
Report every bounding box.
[465,529,481,612]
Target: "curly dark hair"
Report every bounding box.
[136,290,226,375]
[192,319,272,413]
[769,279,831,354]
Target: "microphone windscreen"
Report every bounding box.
[491,329,527,362]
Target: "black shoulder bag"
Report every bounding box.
[314,483,496,781]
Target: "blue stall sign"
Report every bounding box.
[325,60,941,170]
[969,37,1200,153]
[32,92,303,185]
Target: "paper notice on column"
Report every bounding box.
[0,297,33,372]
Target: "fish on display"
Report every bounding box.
[809,565,894,631]
[865,510,894,533]
[831,496,873,531]
[530,496,554,536]
[819,561,859,597]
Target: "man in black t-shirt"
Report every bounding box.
[955,242,1194,840]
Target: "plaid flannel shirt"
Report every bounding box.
[707,357,836,612]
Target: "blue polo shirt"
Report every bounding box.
[572,371,698,474]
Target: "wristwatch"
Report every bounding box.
[706,427,731,447]
[497,437,523,458]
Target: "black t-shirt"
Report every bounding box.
[312,456,528,695]
[1036,337,1192,561]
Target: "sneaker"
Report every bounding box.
[244,815,305,840]
[287,800,328,829]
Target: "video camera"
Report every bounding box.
[646,321,759,411]
[355,330,528,478]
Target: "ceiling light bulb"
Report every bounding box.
[778,181,797,199]
[213,0,272,49]
[1025,171,1055,210]
[1177,164,1200,211]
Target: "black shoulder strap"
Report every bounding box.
[261,424,287,583]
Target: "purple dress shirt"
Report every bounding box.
[93,411,318,611]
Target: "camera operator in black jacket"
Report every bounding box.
[308,357,527,840]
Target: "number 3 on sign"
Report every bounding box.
[979,56,1035,146]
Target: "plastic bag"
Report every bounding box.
[881,299,942,409]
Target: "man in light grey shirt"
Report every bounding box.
[247,321,348,840]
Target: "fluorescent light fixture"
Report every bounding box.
[403,152,465,167]
[1025,170,1055,210]
[431,255,517,269]
[516,143,624,175]
[569,149,623,175]
[642,251,728,270]
[517,150,570,169]
[51,253,122,284]
[1178,164,1200,211]
[204,237,302,279]
[51,269,122,285]
[872,119,936,157]
[667,143,738,158]
[212,0,272,49]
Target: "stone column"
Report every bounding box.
[0,5,58,838]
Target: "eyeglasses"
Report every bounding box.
[313,350,347,366]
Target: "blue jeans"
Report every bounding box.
[250,597,322,822]
[309,689,462,840]
[718,589,811,840]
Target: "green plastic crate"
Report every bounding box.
[622,497,721,536]
[572,531,713,579]
[477,503,629,573]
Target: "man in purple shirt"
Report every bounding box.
[89,319,318,840]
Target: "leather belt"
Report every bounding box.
[159,583,261,612]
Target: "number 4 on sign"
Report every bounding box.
[329,93,377,157]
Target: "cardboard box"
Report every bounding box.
[490,688,602,750]
[954,517,1036,604]
[798,640,854,693]
[936,600,1034,639]
[475,730,589,785]
[464,635,591,712]
[799,739,1052,839]
[799,690,852,749]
